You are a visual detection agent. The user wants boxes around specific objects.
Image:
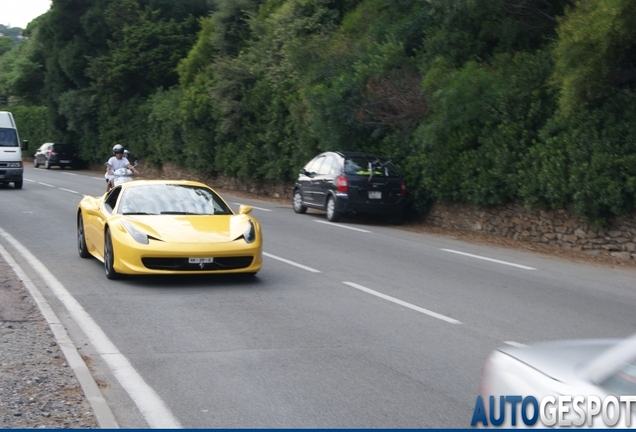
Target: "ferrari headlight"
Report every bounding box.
[243,220,256,244]
[121,219,149,244]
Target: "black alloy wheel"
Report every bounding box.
[104,228,120,279]
[77,214,91,258]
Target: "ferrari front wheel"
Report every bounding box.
[104,228,121,280]
[77,214,91,258]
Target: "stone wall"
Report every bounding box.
[425,202,636,261]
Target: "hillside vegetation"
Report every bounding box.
[1,0,635,224]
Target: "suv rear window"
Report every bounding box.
[344,156,401,177]
[53,143,75,153]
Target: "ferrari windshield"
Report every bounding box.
[118,184,233,215]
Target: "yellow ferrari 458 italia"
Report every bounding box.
[77,180,263,279]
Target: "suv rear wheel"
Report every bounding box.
[325,196,341,222]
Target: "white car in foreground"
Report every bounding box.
[477,334,636,428]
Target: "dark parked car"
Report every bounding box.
[34,142,78,169]
[292,151,406,223]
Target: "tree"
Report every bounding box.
[553,0,636,113]
[0,37,14,56]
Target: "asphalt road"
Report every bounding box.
[0,166,635,428]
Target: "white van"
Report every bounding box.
[0,111,24,189]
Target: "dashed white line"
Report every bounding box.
[343,282,462,324]
[504,341,528,348]
[92,177,104,180]
[233,203,272,212]
[59,188,79,194]
[315,220,371,233]
[38,182,55,188]
[263,252,321,273]
[441,249,536,270]
[25,178,35,183]
[61,172,78,176]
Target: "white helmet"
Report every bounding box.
[112,144,124,154]
[123,149,130,156]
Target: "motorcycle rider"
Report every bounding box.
[106,144,139,192]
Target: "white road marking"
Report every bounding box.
[59,188,79,194]
[263,252,321,273]
[62,172,78,176]
[343,282,462,325]
[0,241,118,428]
[441,248,536,270]
[92,177,104,180]
[233,203,273,212]
[38,182,55,187]
[504,341,528,348]
[0,228,182,429]
[25,178,35,182]
[314,220,371,233]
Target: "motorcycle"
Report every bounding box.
[105,161,138,187]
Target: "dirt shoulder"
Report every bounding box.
[0,258,99,428]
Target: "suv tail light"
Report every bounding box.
[336,175,348,193]
[399,180,406,197]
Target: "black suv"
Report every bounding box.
[34,142,78,169]
[292,151,406,223]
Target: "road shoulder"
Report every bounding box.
[0,242,116,428]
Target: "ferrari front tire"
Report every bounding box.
[77,214,91,258]
[104,228,121,279]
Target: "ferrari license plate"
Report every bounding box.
[189,257,214,263]
[368,191,381,199]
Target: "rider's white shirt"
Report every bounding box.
[107,156,130,173]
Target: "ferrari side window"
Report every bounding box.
[104,187,121,213]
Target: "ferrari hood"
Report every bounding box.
[123,214,252,243]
